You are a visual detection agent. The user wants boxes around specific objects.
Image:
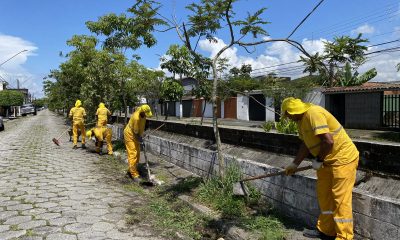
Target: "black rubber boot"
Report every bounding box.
[303,229,336,239]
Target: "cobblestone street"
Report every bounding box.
[0,110,163,240]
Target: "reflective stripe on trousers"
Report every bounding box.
[316,158,358,240]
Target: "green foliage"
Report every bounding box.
[397,63,400,72]
[338,62,377,86]
[262,75,319,107]
[160,45,193,79]
[196,164,260,217]
[86,0,166,51]
[192,79,213,101]
[160,79,184,101]
[242,215,286,240]
[275,119,298,134]
[0,90,24,107]
[262,121,274,132]
[324,34,368,66]
[33,98,47,108]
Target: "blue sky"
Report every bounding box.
[0,0,399,98]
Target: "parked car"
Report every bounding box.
[20,103,37,116]
[0,116,4,131]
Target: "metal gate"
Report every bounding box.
[383,94,399,129]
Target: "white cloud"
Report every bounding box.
[0,33,42,98]
[196,36,399,83]
[351,24,375,35]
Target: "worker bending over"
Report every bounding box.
[87,126,113,155]
[96,102,111,127]
[69,100,87,149]
[124,104,152,182]
[281,97,359,240]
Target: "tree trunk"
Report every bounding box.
[164,102,169,120]
[212,61,224,177]
[201,99,206,125]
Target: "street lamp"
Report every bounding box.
[0,49,28,67]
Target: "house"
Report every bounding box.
[322,82,400,130]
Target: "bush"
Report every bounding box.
[275,118,298,134]
[0,90,24,107]
[262,121,275,132]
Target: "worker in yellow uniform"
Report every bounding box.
[69,100,87,149]
[281,97,359,240]
[124,104,152,182]
[96,102,111,127]
[86,126,113,155]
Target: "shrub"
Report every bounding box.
[275,118,298,134]
[262,121,275,132]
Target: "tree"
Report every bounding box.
[0,90,24,117]
[87,0,313,177]
[397,63,400,72]
[160,45,193,80]
[160,79,184,120]
[192,79,213,125]
[338,62,377,86]
[33,98,47,108]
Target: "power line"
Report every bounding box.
[293,1,399,40]
[287,0,325,39]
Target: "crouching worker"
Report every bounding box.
[281,97,359,240]
[69,100,86,149]
[86,126,113,155]
[124,104,152,182]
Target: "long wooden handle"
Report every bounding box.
[241,165,313,182]
[144,123,166,138]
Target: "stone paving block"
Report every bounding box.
[0,210,18,221]
[46,233,77,240]
[4,215,32,225]
[91,222,114,232]
[0,225,10,233]
[0,230,27,239]
[64,223,91,234]
[48,217,76,226]
[6,203,33,211]
[18,220,47,230]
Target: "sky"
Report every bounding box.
[0,0,399,98]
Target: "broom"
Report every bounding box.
[52,128,70,146]
[52,121,96,146]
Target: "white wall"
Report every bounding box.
[304,88,325,107]
[203,101,213,118]
[265,97,275,122]
[175,102,181,117]
[237,94,249,121]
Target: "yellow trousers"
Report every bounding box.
[124,129,140,178]
[316,157,359,240]
[97,119,107,127]
[96,128,113,154]
[72,122,85,145]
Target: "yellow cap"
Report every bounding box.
[140,104,153,117]
[98,102,105,108]
[75,100,82,107]
[86,130,92,138]
[281,97,312,116]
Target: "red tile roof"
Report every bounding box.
[322,82,400,93]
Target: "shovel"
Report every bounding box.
[233,165,313,196]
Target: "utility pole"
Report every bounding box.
[17,79,20,89]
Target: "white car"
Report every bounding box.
[0,116,4,131]
[20,103,36,116]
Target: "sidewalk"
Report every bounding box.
[147,116,400,144]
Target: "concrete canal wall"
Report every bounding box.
[109,121,400,239]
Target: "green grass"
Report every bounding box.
[195,164,285,239]
[112,140,126,152]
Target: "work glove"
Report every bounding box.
[285,162,299,176]
[312,157,323,170]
